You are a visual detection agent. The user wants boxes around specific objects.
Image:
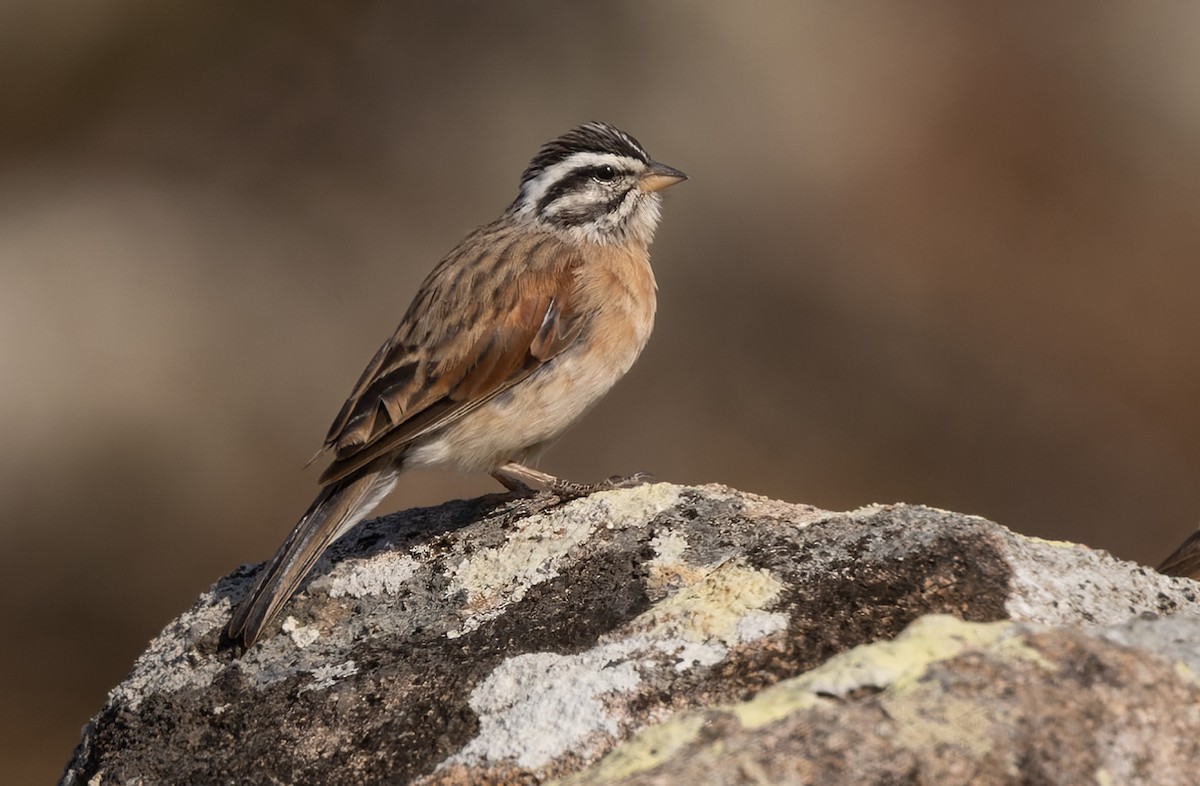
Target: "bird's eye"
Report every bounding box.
[592,165,617,182]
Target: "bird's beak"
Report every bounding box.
[639,161,688,193]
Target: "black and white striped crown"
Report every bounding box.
[520,122,650,187]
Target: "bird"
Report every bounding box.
[225,121,686,648]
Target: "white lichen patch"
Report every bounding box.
[581,483,685,530]
[445,513,595,637]
[108,587,231,711]
[649,530,689,565]
[449,556,791,770]
[448,645,643,769]
[670,640,728,672]
[734,610,790,643]
[316,551,420,599]
[446,485,684,637]
[451,632,723,770]
[281,616,320,649]
[298,660,358,693]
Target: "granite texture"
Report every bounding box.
[61,484,1200,785]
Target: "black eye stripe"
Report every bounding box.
[543,187,636,229]
[536,172,586,214]
[534,164,628,214]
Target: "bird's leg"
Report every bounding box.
[490,465,540,494]
[491,462,654,500]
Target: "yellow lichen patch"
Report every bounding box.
[585,482,686,530]
[445,484,686,637]
[732,615,1015,729]
[632,559,785,644]
[448,512,596,608]
[549,714,706,786]
[990,629,1056,672]
[725,672,825,728]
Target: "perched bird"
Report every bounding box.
[225,122,686,647]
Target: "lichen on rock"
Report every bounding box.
[61,484,1200,786]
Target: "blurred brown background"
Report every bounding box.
[5,2,1200,781]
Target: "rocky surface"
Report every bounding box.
[560,614,1200,786]
[61,484,1200,785]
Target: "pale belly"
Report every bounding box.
[403,327,649,473]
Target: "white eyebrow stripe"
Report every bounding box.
[518,151,641,210]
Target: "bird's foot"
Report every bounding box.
[492,462,655,502]
[549,471,655,500]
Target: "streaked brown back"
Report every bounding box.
[317,223,586,486]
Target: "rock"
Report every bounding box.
[60,484,1200,785]
[560,615,1200,786]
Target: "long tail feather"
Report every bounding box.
[1160,529,1200,580]
[226,461,398,647]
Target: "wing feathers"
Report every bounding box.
[531,296,584,360]
[314,230,584,486]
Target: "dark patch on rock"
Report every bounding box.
[626,504,1015,710]
[479,542,653,656]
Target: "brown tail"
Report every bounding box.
[1160,528,1200,581]
[225,459,399,648]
